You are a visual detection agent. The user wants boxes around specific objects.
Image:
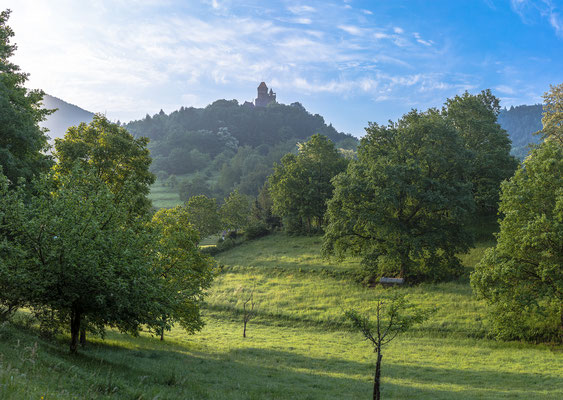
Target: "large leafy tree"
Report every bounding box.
[0,9,52,184]
[220,189,251,233]
[471,140,563,342]
[324,110,474,283]
[54,114,155,217]
[268,134,347,234]
[150,206,214,340]
[443,90,518,215]
[0,168,163,353]
[185,195,221,239]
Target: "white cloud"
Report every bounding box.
[495,85,516,94]
[288,5,316,14]
[393,26,404,34]
[338,25,363,35]
[413,32,433,46]
[362,9,373,15]
[293,18,312,24]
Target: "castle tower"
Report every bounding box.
[255,82,276,107]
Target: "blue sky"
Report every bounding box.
[5,0,563,137]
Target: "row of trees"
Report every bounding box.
[267,91,518,283]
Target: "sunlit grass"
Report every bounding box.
[1,231,561,399]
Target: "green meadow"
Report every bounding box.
[148,180,183,209]
[1,233,561,399]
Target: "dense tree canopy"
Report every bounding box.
[269,134,347,234]
[220,190,251,232]
[125,100,357,199]
[150,206,214,339]
[54,114,155,217]
[324,110,474,283]
[185,195,221,239]
[471,141,562,343]
[443,90,518,215]
[0,168,162,352]
[0,9,52,185]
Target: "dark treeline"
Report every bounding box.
[125,100,357,200]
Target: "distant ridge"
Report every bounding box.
[40,94,95,141]
[497,104,543,160]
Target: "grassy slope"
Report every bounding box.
[1,233,562,399]
[148,180,182,209]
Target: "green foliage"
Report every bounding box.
[53,114,155,217]
[0,168,162,352]
[150,206,214,338]
[0,10,53,185]
[126,99,357,200]
[324,109,474,283]
[269,134,347,234]
[471,141,563,342]
[185,195,221,239]
[538,83,563,144]
[0,233,561,399]
[250,181,281,229]
[220,189,251,232]
[444,90,519,215]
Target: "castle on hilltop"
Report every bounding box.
[254,82,277,107]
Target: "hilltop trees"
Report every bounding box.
[324,110,474,283]
[269,134,347,234]
[443,90,518,215]
[0,9,52,185]
[472,85,563,342]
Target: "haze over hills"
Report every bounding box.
[39,91,543,162]
[497,104,543,159]
[40,94,94,141]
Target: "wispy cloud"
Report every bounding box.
[510,0,563,37]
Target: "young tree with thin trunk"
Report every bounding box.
[241,285,258,338]
[345,295,429,400]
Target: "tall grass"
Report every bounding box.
[1,231,561,399]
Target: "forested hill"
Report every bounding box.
[498,104,542,159]
[125,100,358,200]
[40,94,94,141]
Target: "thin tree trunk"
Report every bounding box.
[373,350,382,400]
[70,308,81,354]
[160,316,166,341]
[79,326,86,348]
[243,320,247,338]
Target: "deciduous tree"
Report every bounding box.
[150,206,214,340]
[53,114,155,217]
[0,168,162,353]
[471,140,563,342]
[324,110,474,283]
[443,90,518,215]
[346,295,429,400]
[0,9,53,185]
[269,134,347,234]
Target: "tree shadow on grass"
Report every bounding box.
[6,322,560,400]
